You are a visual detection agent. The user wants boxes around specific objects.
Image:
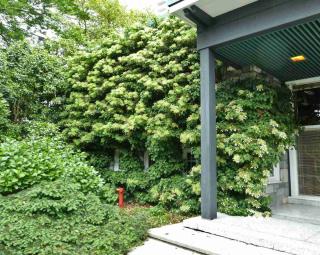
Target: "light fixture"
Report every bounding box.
[290,55,306,63]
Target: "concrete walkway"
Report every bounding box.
[131,213,320,255]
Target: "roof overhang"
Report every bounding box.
[167,0,258,26]
[168,0,320,82]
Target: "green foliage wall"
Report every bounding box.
[62,18,198,161]
[62,17,296,216]
[186,79,296,215]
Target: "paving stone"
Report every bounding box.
[132,208,320,255]
[149,223,290,255]
[129,239,201,255]
[183,214,320,255]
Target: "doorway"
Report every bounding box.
[295,87,320,196]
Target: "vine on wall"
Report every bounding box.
[62,17,296,216]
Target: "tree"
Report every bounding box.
[0,0,63,45]
[53,0,149,55]
[0,93,9,134]
[0,41,66,123]
[0,0,143,45]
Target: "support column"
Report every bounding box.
[200,48,217,220]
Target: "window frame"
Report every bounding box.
[183,148,197,169]
[269,163,281,183]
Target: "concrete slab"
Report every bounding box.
[149,223,290,255]
[129,239,201,255]
[183,214,320,255]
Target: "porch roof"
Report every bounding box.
[167,0,320,82]
[166,0,320,220]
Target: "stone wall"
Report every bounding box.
[266,152,290,208]
[222,65,281,85]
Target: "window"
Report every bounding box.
[183,148,197,169]
[143,151,150,171]
[295,87,320,126]
[268,152,288,183]
[269,163,281,183]
[112,149,120,172]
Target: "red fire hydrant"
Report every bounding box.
[116,187,125,208]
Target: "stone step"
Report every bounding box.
[272,203,320,225]
[183,215,320,255]
[148,223,291,255]
[129,238,202,255]
[288,196,320,207]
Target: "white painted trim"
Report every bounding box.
[169,0,199,26]
[285,78,320,195]
[286,76,320,89]
[303,125,320,131]
[289,147,299,196]
[143,151,150,171]
[169,0,198,13]
[113,149,120,172]
[269,163,281,184]
[170,0,258,26]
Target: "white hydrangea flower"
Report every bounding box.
[256,84,264,91]
[233,154,241,163]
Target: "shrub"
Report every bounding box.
[0,137,103,194]
[0,179,149,255]
[24,121,62,138]
[102,160,187,204]
[87,152,113,172]
[150,174,200,215]
[119,151,144,172]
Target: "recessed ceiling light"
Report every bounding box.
[291,55,306,62]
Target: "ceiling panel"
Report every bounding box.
[216,19,320,82]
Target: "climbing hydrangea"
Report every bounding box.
[61,17,296,216]
[62,18,199,161]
